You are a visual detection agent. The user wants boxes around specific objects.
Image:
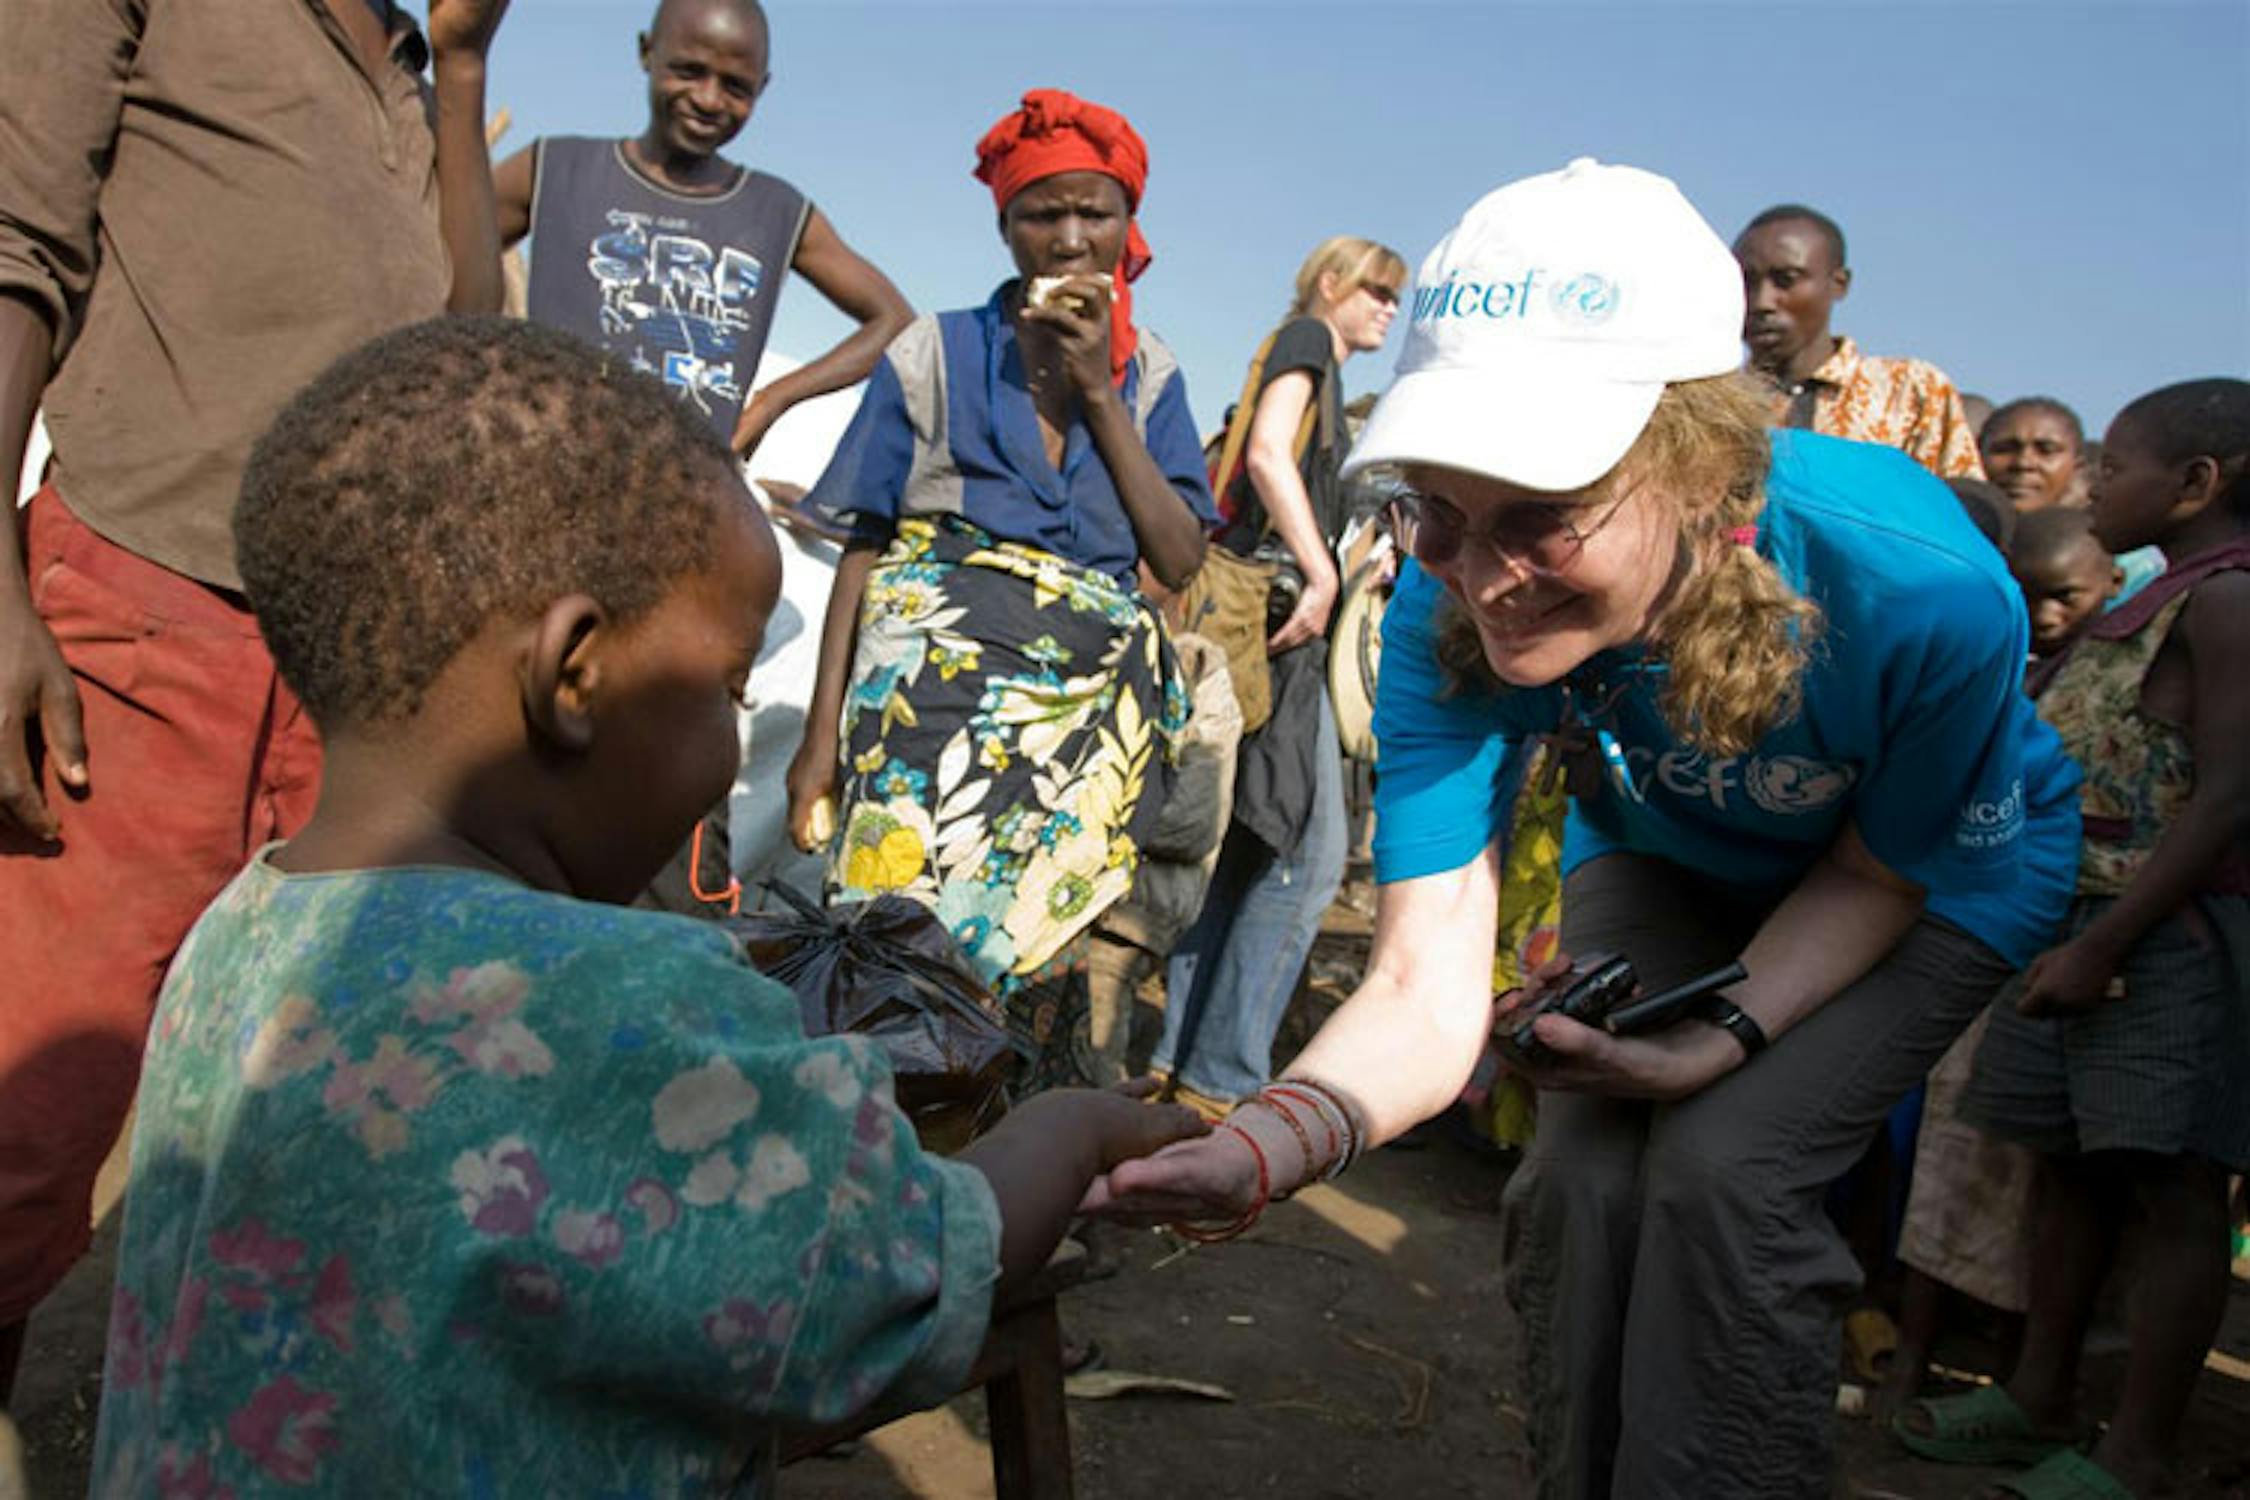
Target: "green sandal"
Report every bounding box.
[1987,1449,2137,1500]
[1891,1385,2071,1467]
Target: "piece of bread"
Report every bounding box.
[1025,273,1112,311]
[803,794,836,850]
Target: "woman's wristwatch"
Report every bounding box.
[1703,997,1769,1059]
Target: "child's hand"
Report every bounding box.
[2016,938,2124,1017]
[1067,1083,1209,1172]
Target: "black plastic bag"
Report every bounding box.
[725,886,1019,1153]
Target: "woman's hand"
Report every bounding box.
[2016,937,2123,1018]
[1494,956,1741,1101]
[1019,276,1114,400]
[1503,1012,1742,1101]
[1078,1123,1261,1227]
[784,735,840,854]
[1266,562,1338,653]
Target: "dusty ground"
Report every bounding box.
[14,900,2250,1498]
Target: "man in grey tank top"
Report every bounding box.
[495,0,910,457]
[496,0,909,918]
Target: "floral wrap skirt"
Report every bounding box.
[828,519,1189,1032]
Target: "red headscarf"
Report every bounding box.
[974,88,1151,380]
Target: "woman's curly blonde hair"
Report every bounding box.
[1436,371,1821,757]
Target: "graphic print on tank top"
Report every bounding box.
[527,138,809,440]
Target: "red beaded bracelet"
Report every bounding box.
[1172,1121,1271,1244]
[1269,1081,1356,1177]
[1240,1094,1317,1192]
[1265,1083,1340,1165]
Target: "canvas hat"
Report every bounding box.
[1344,159,1744,492]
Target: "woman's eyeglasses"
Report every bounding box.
[1399,483,1635,576]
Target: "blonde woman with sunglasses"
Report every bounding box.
[1150,236,1405,1115]
[1090,162,2081,1499]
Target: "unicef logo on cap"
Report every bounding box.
[1550,273,1622,325]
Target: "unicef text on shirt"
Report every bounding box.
[1954,779,2026,851]
[1410,271,1622,326]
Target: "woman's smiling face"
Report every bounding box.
[1406,462,1685,685]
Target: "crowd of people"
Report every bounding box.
[2,1,2244,1497]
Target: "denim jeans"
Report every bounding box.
[1152,690,1347,1102]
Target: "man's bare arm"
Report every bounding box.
[0,296,83,838]
[732,208,911,457]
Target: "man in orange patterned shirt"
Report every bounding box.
[1735,204,1984,479]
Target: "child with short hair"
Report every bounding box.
[1876,500,2118,1426]
[89,317,1202,1496]
[1898,378,2250,1498]
[1948,474,2018,552]
[2010,506,2123,663]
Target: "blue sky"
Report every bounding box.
[488,1,2249,440]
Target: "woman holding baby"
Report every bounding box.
[787,89,1214,1076]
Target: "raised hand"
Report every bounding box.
[427,0,510,59]
[1019,276,1114,400]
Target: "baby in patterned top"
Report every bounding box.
[89,317,1203,1498]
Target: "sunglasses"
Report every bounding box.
[1400,483,1636,575]
[1359,282,1402,307]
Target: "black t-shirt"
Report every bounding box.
[1230,315,1344,545]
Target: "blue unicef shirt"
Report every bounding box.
[807,285,1216,582]
[1371,430,2080,967]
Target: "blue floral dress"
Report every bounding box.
[92,856,1000,1498]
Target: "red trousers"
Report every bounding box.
[0,487,320,1322]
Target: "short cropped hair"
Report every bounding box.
[1983,396,2084,449]
[1946,476,2016,550]
[2008,504,2102,570]
[1741,204,1847,269]
[237,316,738,732]
[650,0,768,44]
[2115,378,2250,514]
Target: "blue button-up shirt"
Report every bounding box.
[808,284,1216,581]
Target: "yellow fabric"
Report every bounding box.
[1472,743,1568,1149]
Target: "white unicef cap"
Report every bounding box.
[1345,159,1745,492]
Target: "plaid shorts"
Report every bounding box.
[1966,894,2250,1170]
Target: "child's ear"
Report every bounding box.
[2106,564,2125,599]
[2177,454,2227,517]
[1831,265,1852,302]
[636,31,654,70]
[522,595,607,754]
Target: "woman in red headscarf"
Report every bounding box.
[787,90,1217,1082]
